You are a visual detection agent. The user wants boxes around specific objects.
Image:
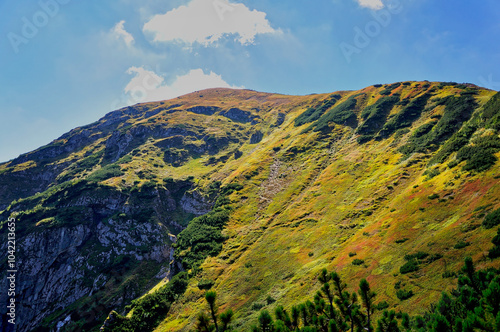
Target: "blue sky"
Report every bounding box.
[1,0,499,162]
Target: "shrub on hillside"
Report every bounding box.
[399,95,478,157]
[454,240,470,249]
[379,83,401,95]
[101,272,189,332]
[87,164,124,182]
[404,252,429,260]
[483,91,500,130]
[375,301,390,310]
[294,94,341,127]
[399,252,430,274]
[198,279,215,290]
[400,260,419,274]
[356,96,400,139]
[313,96,358,131]
[295,107,318,127]
[483,208,500,229]
[352,258,365,266]
[428,193,440,200]
[489,228,500,259]
[379,93,431,138]
[396,289,414,300]
[455,134,500,172]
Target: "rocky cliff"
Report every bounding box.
[0,177,211,331]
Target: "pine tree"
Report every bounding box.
[359,278,376,332]
[275,305,294,331]
[205,291,220,332]
[489,228,500,259]
[291,305,300,329]
[319,269,336,319]
[400,313,410,332]
[431,314,451,332]
[195,312,212,332]
[482,277,500,318]
[219,309,233,332]
[196,291,233,332]
[376,310,400,332]
[258,310,274,332]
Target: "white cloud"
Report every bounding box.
[112,20,135,47]
[124,67,243,102]
[356,0,384,10]
[143,0,279,46]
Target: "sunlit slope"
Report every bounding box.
[0,88,331,331]
[0,88,317,209]
[1,82,499,331]
[155,82,500,331]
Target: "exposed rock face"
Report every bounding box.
[0,225,93,331]
[220,108,259,123]
[0,183,212,331]
[274,113,286,127]
[180,191,212,215]
[0,163,65,211]
[250,130,264,144]
[186,105,221,115]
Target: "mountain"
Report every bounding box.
[0,82,499,332]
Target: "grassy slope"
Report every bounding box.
[154,83,500,331]
[1,83,499,331]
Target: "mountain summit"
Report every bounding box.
[1,81,500,331]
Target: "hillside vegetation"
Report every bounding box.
[0,82,499,331]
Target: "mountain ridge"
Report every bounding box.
[0,81,499,331]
